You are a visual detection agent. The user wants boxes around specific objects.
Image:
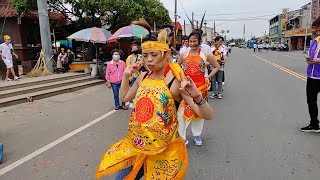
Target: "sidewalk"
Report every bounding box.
[0,72,87,88]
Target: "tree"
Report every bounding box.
[12,0,171,32]
[13,0,37,15]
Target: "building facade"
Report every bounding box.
[283,3,312,50]
[0,1,67,75]
[269,15,283,44]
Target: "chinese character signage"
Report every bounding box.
[281,8,289,32]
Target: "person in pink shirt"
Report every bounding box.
[106,49,128,110]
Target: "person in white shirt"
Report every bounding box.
[179,36,189,55]
[258,43,263,52]
[200,41,212,53]
[0,35,19,81]
[266,43,270,52]
[253,43,257,52]
[210,36,228,99]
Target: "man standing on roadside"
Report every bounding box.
[301,17,320,132]
[0,35,19,81]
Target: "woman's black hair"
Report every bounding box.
[129,44,140,52]
[188,31,202,44]
[111,49,120,55]
[182,35,189,40]
[142,34,158,43]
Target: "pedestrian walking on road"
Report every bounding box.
[106,49,128,110]
[96,20,214,180]
[266,43,270,52]
[253,43,257,53]
[258,43,263,52]
[0,35,19,81]
[301,17,320,133]
[177,31,220,146]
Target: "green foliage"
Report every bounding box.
[13,0,37,15]
[12,0,171,31]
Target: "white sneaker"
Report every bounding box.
[5,78,12,81]
[217,94,223,99]
[185,139,189,145]
[129,103,133,109]
[222,82,225,85]
[14,76,19,80]
[194,136,203,146]
[210,94,218,99]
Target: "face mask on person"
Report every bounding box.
[5,39,11,43]
[132,50,139,55]
[113,55,120,60]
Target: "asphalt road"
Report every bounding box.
[0,48,320,180]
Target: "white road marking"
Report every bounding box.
[0,110,116,176]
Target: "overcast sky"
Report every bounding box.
[160,0,310,39]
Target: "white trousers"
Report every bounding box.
[3,58,13,68]
[178,106,204,140]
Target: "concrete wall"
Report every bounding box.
[182,24,214,42]
[301,6,311,27]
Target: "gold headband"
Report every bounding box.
[141,29,170,51]
[142,41,170,51]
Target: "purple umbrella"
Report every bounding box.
[107,24,149,43]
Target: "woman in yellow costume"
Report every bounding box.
[96,20,214,180]
[177,31,220,146]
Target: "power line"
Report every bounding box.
[192,9,282,16]
[178,0,191,20]
[205,13,279,22]
[207,18,269,22]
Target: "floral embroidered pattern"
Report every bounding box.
[136,97,154,123]
[184,58,206,76]
[151,159,180,178]
[133,137,146,147]
[128,77,179,151]
[131,132,157,148]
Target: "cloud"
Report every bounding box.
[161,0,310,39]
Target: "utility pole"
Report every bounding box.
[183,20,186,36]
[214,21,216,37]
[192,12,194,26]
[173,0,177,48]
[204,20,207,41]
[37,0,53,72]
[243,24,246,42]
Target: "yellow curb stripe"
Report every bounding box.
[252,54,307,81]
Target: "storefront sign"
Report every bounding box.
[281,8,289,32]
[285,28,313,37]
